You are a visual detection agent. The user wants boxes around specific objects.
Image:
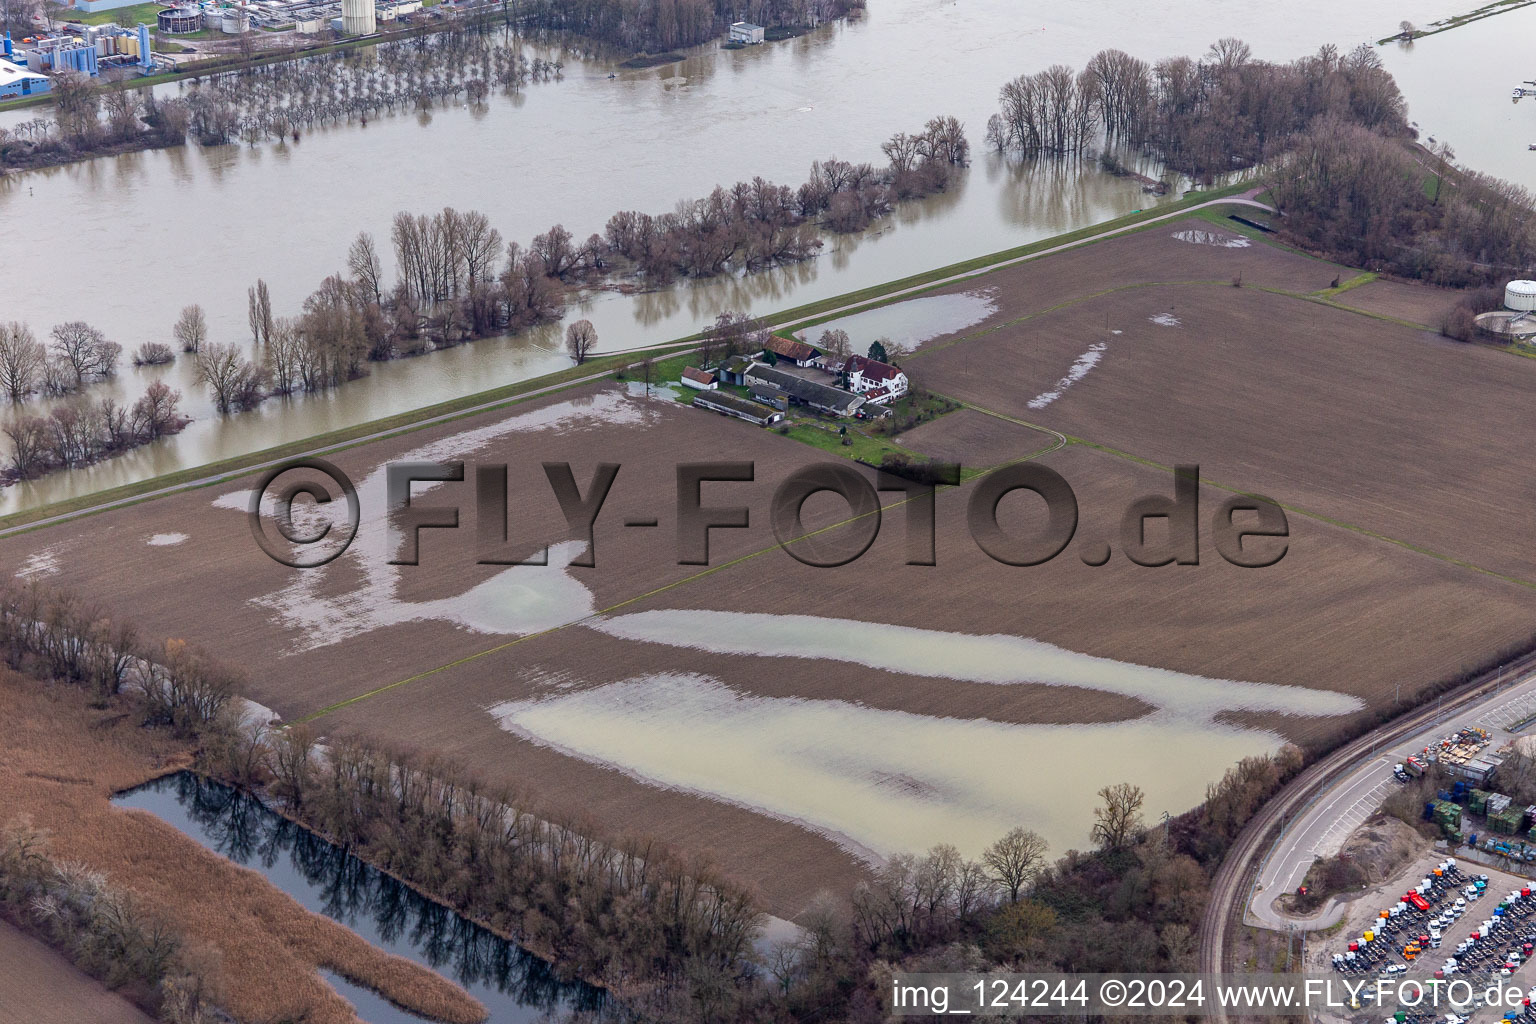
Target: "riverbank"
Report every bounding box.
[0,670,488,1024]
[1377,0,1536,43]
[0,181,1250,534]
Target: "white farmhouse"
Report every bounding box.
[843,355,909,404]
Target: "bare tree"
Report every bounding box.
[172,304,207,354]
[129,380,182,439]
[347,231,385,306]
[1091,782,1146,850]
[196,342,266,413]
[565,318,597,364]
[48,321,120,386]
[983,827,1047,903]
[247,280,273,346]
[0,323,45,401]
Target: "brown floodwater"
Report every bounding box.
[0,0,1478,512]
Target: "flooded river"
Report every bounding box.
[115,772,604,1024]
[0,0,1492,511]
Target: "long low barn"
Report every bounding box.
[743,363,865,418]
[691,391,785,426]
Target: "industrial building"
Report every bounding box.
[0,58,49,98]
[728,21,764,44]
[1476,279,1536,342]
[3,25,152,76]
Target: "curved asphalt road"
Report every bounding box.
[1200,651,1536,1022]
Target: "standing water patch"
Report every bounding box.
[113,773,604,1024]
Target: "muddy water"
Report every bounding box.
[1379,4,1536,191]
[0,0,1476,513]
[476,610,1366,859]
[113,772,604,1023]
[485,668,1333,861]
[796,289,998,351]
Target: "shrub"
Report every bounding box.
[133,342,175,366]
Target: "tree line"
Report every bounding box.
[181,113,966,415]
[1269,121,1536,287]
[0,321,186,482]
[517,0,864,54]
[986,38,1408,181]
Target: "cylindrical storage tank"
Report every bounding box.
[219,10,249,33]
[1507,280,1536,311]
[158,7,203,33]
[340,0,376,35]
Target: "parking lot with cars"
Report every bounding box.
[1323,858,1536,1023]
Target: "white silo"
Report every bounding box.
[1505,280,1536,312]
[341,0,376,34]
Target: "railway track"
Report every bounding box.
[1198,647,1536,1020]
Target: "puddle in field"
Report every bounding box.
[587,609,1362,722]
[210,390,655,650]
[491,611,1369,857]
[487,672,1317,861]
[1149,313,1182,327]
[147,533,189,547]
[1172,229,1251,248]
[797,289,998,352]
[14,547,60,579]
[1027,342,1107,410]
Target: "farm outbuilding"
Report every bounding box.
[691,391,783,426]
[680,366,718,390]
[744,363,865,418]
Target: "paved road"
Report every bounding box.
[1200,649,1536,1023]
[0,194,1272,540]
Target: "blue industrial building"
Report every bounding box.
[0,57,50,98]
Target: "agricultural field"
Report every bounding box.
[10,212,1536,921]
[0,919,154,1024]
[909,215,1536,585]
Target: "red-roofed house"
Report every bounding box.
[844,355,909,401]
[763,335,820,366]
[681,366,718,390]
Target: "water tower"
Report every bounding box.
[340,0,376,35]
[1474,280,1536,342]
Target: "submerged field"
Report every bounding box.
[7,210,1535,921]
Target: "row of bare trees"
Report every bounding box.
[1,381,184,480]
[0,321,121,402]
[184,117,966,416]
[516,0,863,53]
[987,38,1409,180]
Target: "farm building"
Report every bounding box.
[728,21,765,44]
[845,355,910,400]
[749,383,789,410]
[0,58,48,98]
[691,391,784,426]
[762,335,819,367]
[680,366,718,390]
[716,355,755,386]
[745,363,865,418]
